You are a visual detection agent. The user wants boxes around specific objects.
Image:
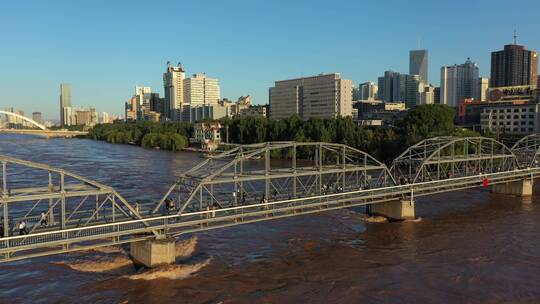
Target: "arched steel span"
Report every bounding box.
[153,141,396,214]
[0,155,150,240]
[390,136,519,184]
[511,134,540,168]
[0,110,47,130]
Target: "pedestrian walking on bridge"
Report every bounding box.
[18,221,29,235]
[39,212,48,226]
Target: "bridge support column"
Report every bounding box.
[492,179,533,196]
[369,199,415,221]
[130,238,176,268]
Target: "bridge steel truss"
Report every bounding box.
[153,142,396,216]
[0,155,153,260]
[511,134,540,168]
[390,136,519,184]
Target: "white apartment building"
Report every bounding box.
[163,62,185,121]
[440,59,479,107]
[269,73,353,120]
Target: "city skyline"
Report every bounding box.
[1,0,540,119]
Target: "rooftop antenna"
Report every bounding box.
[417,37,421,49]
[513,29,518,45]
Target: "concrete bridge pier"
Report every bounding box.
[492,179,533,196]
[130,237,176,268]
[368,199,415,221]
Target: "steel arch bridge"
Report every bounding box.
[511,133,540,168]
[0,110,47,130]
[390,136,519,184]
[153,141,396,216]
[0,136,539,262]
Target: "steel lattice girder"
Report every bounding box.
[0,155,150,241]
[390,136,519,183]
[511,133,540,168]
[152,142,397,215]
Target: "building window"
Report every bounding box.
[514,109,519,113]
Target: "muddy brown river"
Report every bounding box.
[1,134,540,303]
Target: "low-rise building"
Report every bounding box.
[480,102,540,134]
[189,104,229,122]
[353,100,407,126]
[239,105,267,118]
[191,122,222,151]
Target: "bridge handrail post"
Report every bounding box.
[2,161,9,241]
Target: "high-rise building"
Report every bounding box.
[377,71,401,102]
[419,85,435,105]
[134,86,152,120]
[476,77,490,101]
[184,73,220,106]
[410,50,429,84]
[100,112,111,124]
[440,59,480,107]
[269,73,353,120]
[491,44,538,88]
[359,82,378,100]
[124,86,165,121]
[60,83,72,126]
[402,74,423,108]
[183,73,220,121]
[434,87,441,103]
[32,112,42,124]
[377,71,424,107]
[163,62,186,121]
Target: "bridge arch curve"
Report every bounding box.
[511,134,540,168]
[153,141,396,214]
[390,136,519,184]
[0,110,47,130]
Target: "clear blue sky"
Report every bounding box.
[1,0,539,120]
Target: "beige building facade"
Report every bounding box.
[269,73,353,120]
[184,73,220,106]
